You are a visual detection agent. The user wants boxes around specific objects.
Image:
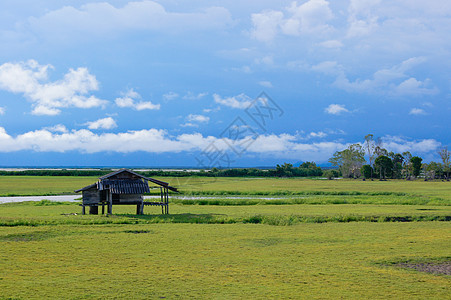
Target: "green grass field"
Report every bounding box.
[0,176,449,298]
[0,176,450,198]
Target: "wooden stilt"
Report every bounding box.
[107,191,112,215]
[82,205,86,215]
[89,205,98,215]
[165,188,169,214]
[160,187,164,214]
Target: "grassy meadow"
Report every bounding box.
[0,176,450,298]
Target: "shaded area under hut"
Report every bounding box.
[75,169,177,215]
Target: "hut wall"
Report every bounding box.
[82,187,101,204]
[118,194,143,203]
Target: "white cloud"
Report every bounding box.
[44,124,68,133]
[250,10,284,42]
[308,131,327,138]
[395,78,438,96]
[0,60,107,115]
[203,107,220,113]
[231,65,252,73]
[181,114,210,128]
[347,0,381,38]
[186,114,209,123]
[163,92,178,101]
[85,117,117,130]
[28,1,233,37]
[324,104,349,115]
[213,93,252,109]
[180,123,197,128]
[115,89,160,110]
[0,127,441,162]
[0,107,4,115]
[382,135,441,153]
[333,57,439,96]
[258,81,273,88]
[319,39,343,48]
[254,55,274,65]
[409,108,427,115]
[251,0,334,42]
[182,92,208,100]
[311,61,342,75]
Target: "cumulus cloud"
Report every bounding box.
[251,0,334,42]
[85,117,117,130]
[409,108,427,115]
[115,89,160,110]
[332,57,439,96]
[308,131,327,138]
[44,124,68,133]
[254,56,274,65]
[324,104,349,115]
[0,60,107,115]
[163,92,178,101]
[382,136,440,153]
[319,39,343,48]
[29,1,233,37]
[258,81,273,88]
[182,92,208,100]
[213,93,252,109]
[0,127,344,161]
[182,114,210,127]
[311,61,342,75]
[0,127,441,162]
[346,0,381,37]
[187,114,209,123]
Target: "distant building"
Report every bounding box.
[75,169,177,215]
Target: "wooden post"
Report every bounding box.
[165,188,169,215]
[160,187,164,214]
[82,205,86,215]
[89,205,98,215]
[107,190,113,215]
[102,203,105,215]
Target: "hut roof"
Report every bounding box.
[98,179,150,194]
[75,169,178,193]
[74,183,97,193]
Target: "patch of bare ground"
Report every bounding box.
[396,261,451,275]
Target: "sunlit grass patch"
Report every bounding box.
[0,222,449,299]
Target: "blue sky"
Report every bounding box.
[0,0,449,167]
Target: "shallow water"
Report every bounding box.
[0,195,80,204]
[0,195,287,204]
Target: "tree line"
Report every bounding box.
[328,134,450,180]
[0,162,323,178]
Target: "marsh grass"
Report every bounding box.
[0,222,449,299]
[0,202,449,226]
[0,177,449,298]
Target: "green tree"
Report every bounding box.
[374,155,393,180]
[329,144,366,178]
[361,164,373,179]
[438,146,450,180]
[410,156,423,178]
[275,163,294,177]
[402,151,413,179]
[364,134,376,179]
[323,169,339,180]
[388,152,404,179]
[425,161,442,180]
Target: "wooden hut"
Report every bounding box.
[75,169,177,215]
